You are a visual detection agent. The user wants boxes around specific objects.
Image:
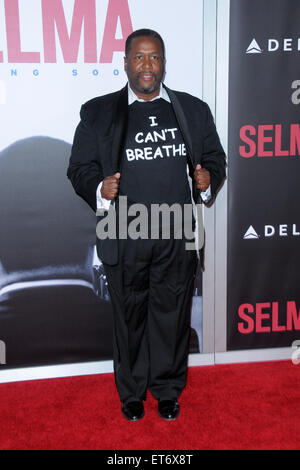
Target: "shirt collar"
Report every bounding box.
[128,83,170,105]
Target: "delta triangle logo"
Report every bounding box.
[243,225,259,239]
[246,39,263,54]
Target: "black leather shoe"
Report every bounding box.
[158,400,180,421]
[121,401,145,421]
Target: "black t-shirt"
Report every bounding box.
[119,99,192,207]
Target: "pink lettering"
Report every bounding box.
[100,0,133,63]
[238,300,300,334]
[271,302,286,331]
[256,303,271,333]
[275,124,289,156]
[239,125,256,158]
[290,124,300,156]
[238,303,254,334]
[287,301,300,331]
[257,125,273,157]
[42,0,97,63]
[5,0,40,63]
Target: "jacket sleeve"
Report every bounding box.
[201,102,226,198]
[67,104,104,213]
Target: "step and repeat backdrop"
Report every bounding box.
[227,0,300,350]
[0,0,204,369]
[1,0,298,373]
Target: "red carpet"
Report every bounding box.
[0,360,299,450]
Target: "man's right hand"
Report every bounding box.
[100,173,121,200]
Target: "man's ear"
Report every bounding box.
[124,56,127,73]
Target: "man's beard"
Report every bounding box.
[133,72,161,95]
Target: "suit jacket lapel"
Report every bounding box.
[111,85,128,173]
[164,85,201,205]
[164,85,195,170]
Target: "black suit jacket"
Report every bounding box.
[67,84,226,265]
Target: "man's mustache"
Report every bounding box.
[136,72,157,80]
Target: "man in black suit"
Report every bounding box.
[68,29,226,421]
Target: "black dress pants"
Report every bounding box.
[103,235,198,405]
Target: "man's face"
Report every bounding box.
[124,36,165,101]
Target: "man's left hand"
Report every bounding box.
[194,164,210,191]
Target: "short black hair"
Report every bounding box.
[125,29,165,57]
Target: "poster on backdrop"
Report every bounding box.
[227,0,300,350]
[0,0,204,369]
